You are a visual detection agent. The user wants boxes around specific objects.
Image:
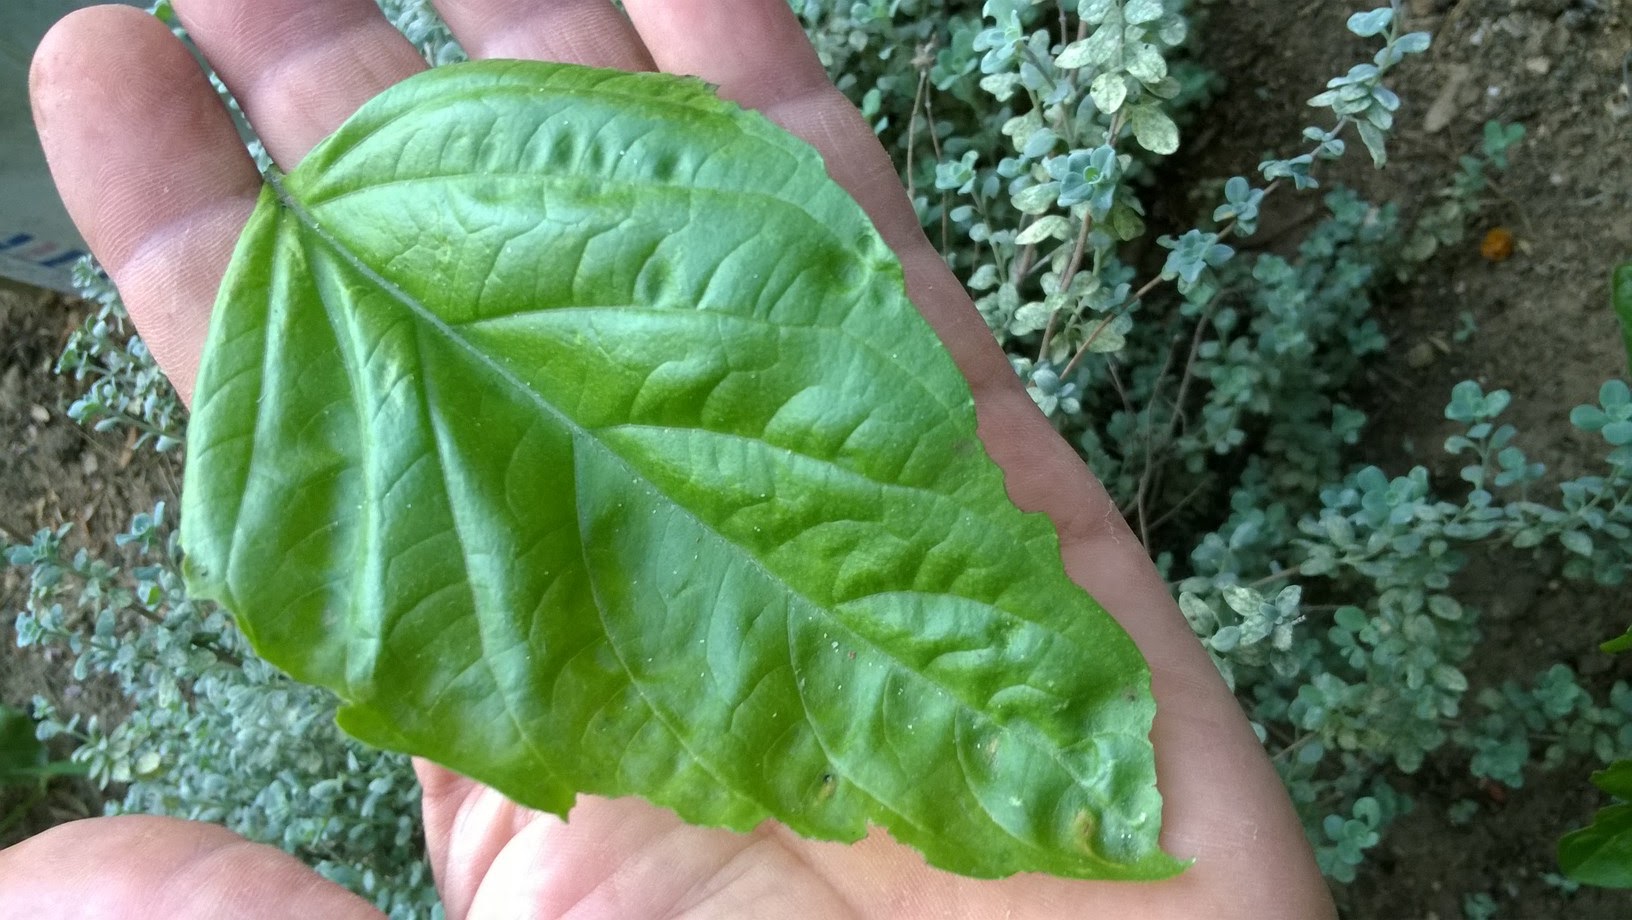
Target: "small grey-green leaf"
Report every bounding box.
[1090,71,1129,114]
[1124,0,1165,24]
[1016,214,1074,245]
[1561,530,1595,556]
[1055,39,1094,70]
[1079,0,1118,25]
[1013,182,1061,215]
[180,60,1180,882]
[1127,104,1180,154]
[1124,41,1168,83]
[1083,21,1124,67]
[1394,30,1431,54]
[1355,120,1388,167]
[1347,7,1393,37]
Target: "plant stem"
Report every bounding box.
[905,66,930,203]
[1036,214,1096,364]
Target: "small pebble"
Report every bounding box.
[28,404,50,424]
[1481,228,1516,262]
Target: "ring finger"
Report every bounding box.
[432,0,654,70]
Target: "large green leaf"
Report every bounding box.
[0,704,46,786]
[1560,760,1632,887]
[181,60,1178,880]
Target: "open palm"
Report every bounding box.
[4,2,1333,918]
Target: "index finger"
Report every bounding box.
[30,6,262,402]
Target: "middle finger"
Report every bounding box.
[171,0,428,167]
[433,0,655,70]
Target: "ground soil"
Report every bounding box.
[1,0,1630,914]
[1190,0,1632,916]
[0,281,175,847]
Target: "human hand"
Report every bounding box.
[4,2,1335,918]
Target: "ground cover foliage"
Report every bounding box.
[5,0,1631,914]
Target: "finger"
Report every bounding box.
[31,5,263,402]
[414,757,492,915]
[170,0,427,167]
[432,0,655,70]
[0,816,383,919]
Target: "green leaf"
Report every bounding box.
[0,704,46,785]
[1601,625,1632,655]
[1561,798,1632,887]
[1078,0,1117,25]
[1127,104,1180,155]
[1613,261,1632,376]
[1593,761,1632,799]
[181,61,1179,881]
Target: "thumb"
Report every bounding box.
[0,815,384,919]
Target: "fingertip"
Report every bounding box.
[29,4,154,91]
[31,4,257,272]
[30,5,159,169]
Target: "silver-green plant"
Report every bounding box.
[792,0,1632,886]
[8,504,440,918]
[55,261,185,452]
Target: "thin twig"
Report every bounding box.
[1248,563,1308,589]
[1036,215,1096,363]
[905,69,929,202]
[1131,333,1182,543]
[1273,732,1320,763]
[1148,476,1211,532]
[1060,272,1164,378]
[1036,311,1060,366]
[921,90,950,255]
[1106,361,1151,546]
[1160,310,1213,455]
[1060,212,1095,289]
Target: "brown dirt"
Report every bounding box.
[1190,0,1632,916]
[0,282,177,847]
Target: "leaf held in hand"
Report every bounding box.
[181,60,1179,880]
[1560,760,1632,887]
